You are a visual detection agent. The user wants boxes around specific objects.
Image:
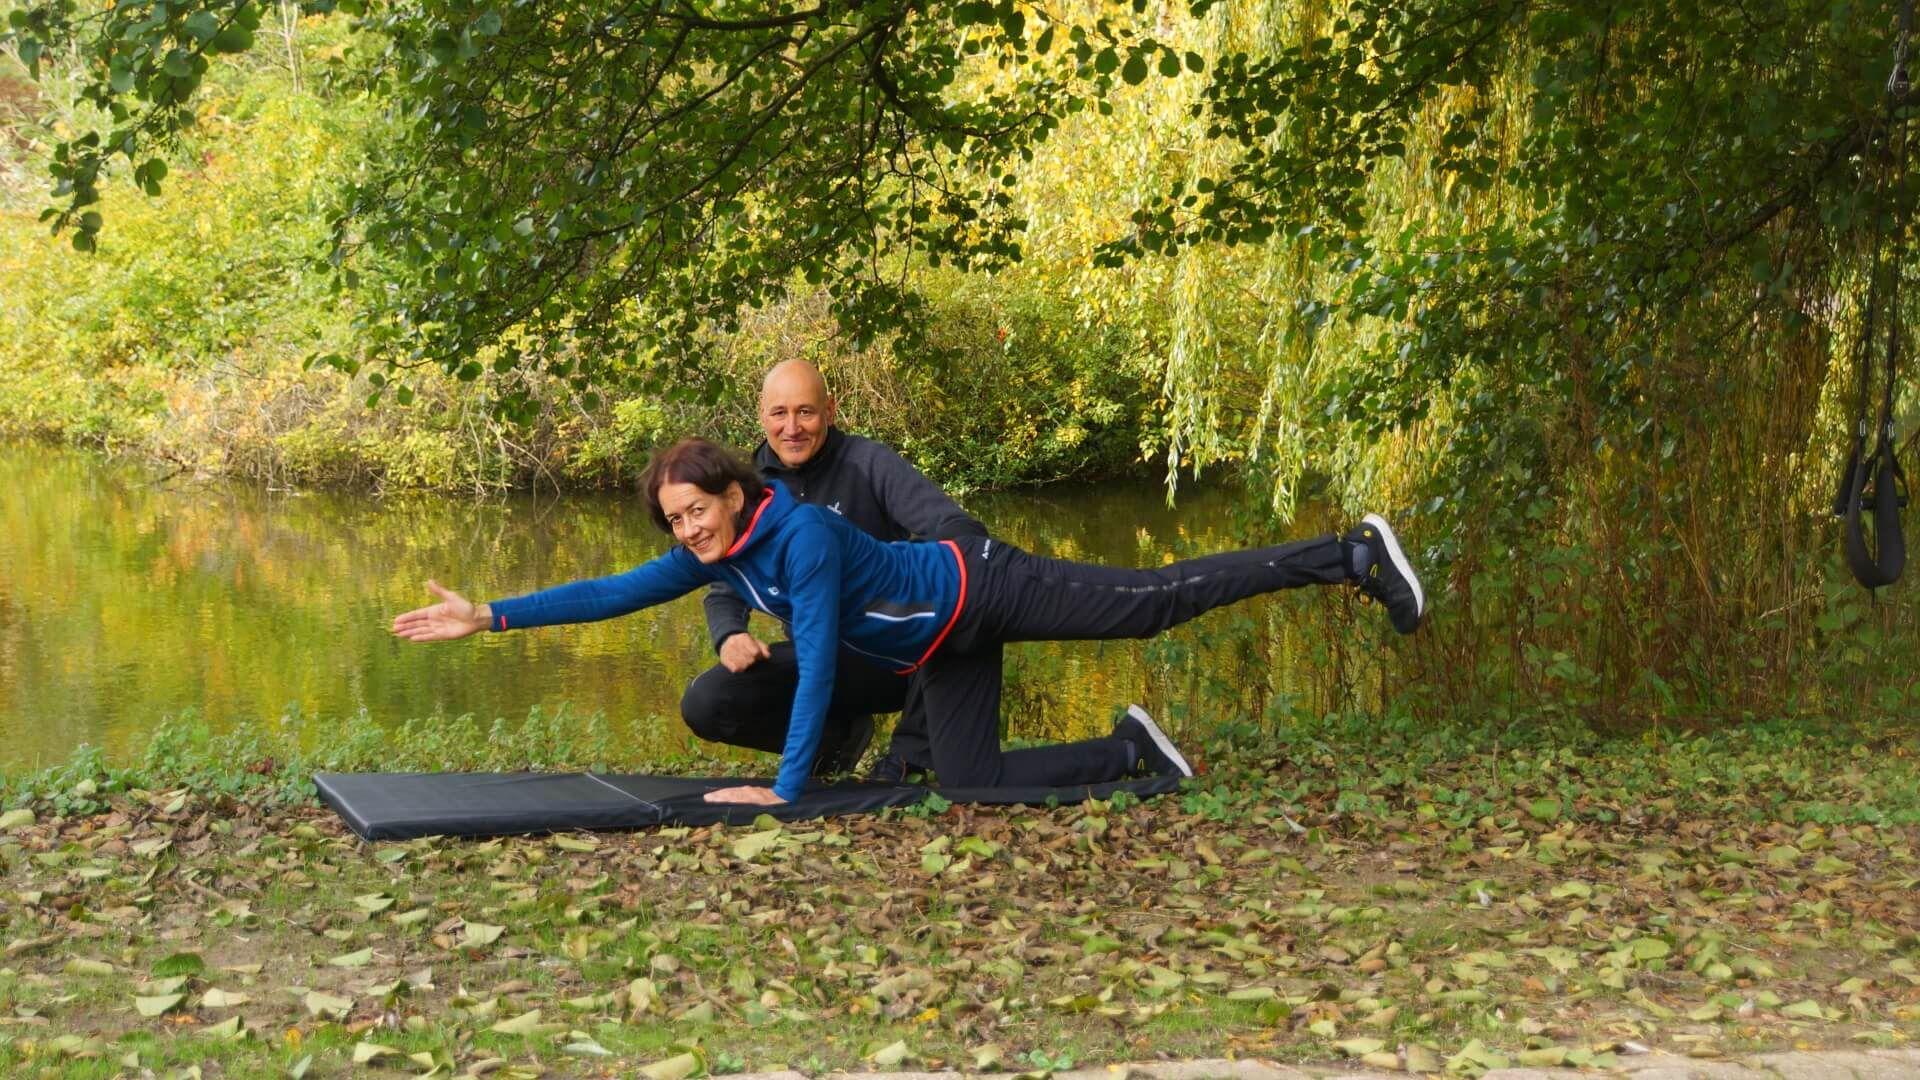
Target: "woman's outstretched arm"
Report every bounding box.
[393,548,714,642]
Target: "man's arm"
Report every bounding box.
[702,581,754,653]
[865,442,987,539]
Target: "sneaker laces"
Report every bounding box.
[1351,561,1385,607]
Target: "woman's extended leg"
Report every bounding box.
[908,521,1423,789]
[954,534,1345,643]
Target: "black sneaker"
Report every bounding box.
[864,751,934,785]
[812,714,875,777]
[1348,512,1425,635]
[864,751,910,784]
[1112,705,1193,778]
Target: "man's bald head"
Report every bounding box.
[758,360,838,468]
[762,359,829,402]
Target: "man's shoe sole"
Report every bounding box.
[1126,705,1194,778]
[1361,513,1424,628]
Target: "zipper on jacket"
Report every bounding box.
[727,565,773,615]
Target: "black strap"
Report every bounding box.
[1831,209,1903,591]
[1831,258,1884,517]
[1848,261,1909,586]
[1834,4,1911,589]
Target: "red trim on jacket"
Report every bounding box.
[723,489,775,559]
[896,539,967,674]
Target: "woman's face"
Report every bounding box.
[658,481,746,563]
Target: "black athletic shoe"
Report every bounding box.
[1112,705,1194,778]
[1348,512,1425,635]
[812,714,875,777]
[864,751,911,784]
[864,750,932,785]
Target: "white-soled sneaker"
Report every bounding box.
[1348,512,1425,634]
[1112,705,1194,778]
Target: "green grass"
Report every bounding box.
[0,711,1916,1076]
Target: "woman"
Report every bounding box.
[392,438,1425,805]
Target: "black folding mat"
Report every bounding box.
[314,771,1186,840]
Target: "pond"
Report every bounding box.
[0,444,1341,772]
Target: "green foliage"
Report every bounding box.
[1,743,135,817]
[902,792,953,820]
[149,952,206,979]
[0,705,754,810]
[0,14,384,462]
[559,269,1159,492]
[5,0,268,251]
[1001,0,1920,724]
[7,0,1202,408]
[843,268,1154,491]
[5,0,1918,728]
[0,19,1156,492]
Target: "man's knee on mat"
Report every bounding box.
[678,665,738,742]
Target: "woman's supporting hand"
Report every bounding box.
[391,580,492,642]
[703,785,787,806]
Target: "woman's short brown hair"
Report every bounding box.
[640,438,767,534]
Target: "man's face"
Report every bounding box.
[760,369,837,468]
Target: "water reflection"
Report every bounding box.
[0,445,1330,771]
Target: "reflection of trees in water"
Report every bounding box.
[0,447,1333,769]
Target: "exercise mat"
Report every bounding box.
[313,770,1185,840]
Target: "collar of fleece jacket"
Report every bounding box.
[721,481,787,559]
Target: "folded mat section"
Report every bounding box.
[314,771,1184,840]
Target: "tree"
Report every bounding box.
[8,1,1910,420]
[8,0,1917,719]
[7,0,1221,413]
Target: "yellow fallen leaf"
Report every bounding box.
[352,1042,403,1064]
[489,1009,544,1036]
[641,1052,700,1080]
[133,993,186,1017]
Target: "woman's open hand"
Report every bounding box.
[391,580,491,642]
[704,785,787,806]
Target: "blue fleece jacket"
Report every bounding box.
[485,480,965,800]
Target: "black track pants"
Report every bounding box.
[919,534,1350,789]
[883,681,936,769]
[679,643,909,755]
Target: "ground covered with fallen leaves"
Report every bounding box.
[2,716,1918,1078]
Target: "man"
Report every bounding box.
[678,359,984,778]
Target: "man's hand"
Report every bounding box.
[392,580,492,642]
[718,632,772,673]
[703,785,787,806]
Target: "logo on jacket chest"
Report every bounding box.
[767,586,781,596]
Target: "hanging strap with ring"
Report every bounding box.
[1834,270,1908,588]
[1832,2,1912,589]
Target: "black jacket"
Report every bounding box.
[703,427,986,650]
